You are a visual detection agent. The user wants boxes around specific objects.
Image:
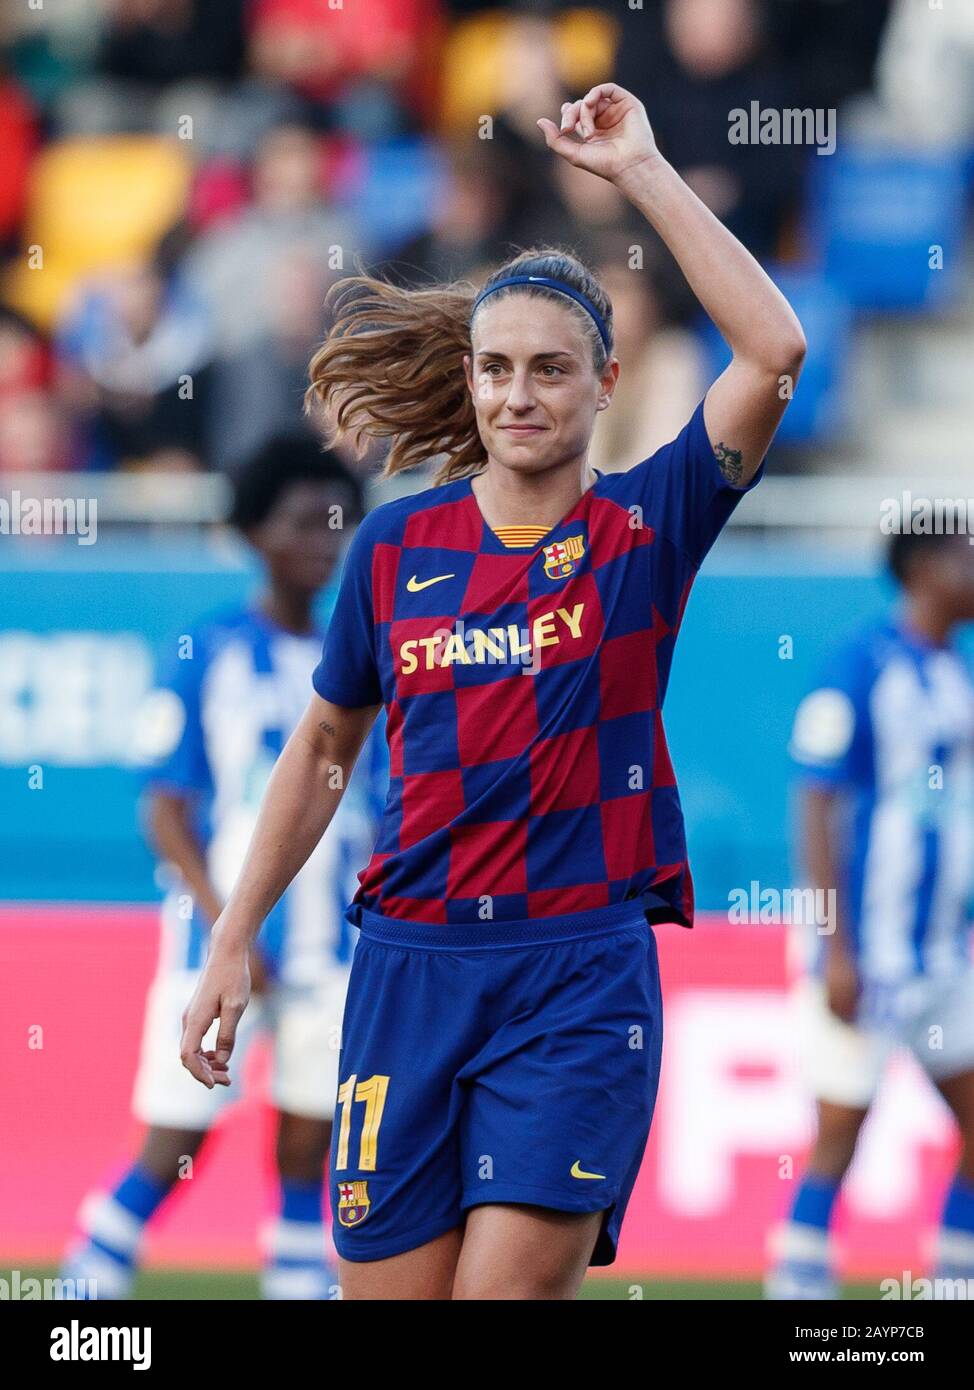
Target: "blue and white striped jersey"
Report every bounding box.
[791,615,974,982]
[138,600,387,985]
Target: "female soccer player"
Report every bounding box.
[180,83,805,1299]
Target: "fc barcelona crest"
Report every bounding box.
[542,534,585,580]
[337,1180,371,1228]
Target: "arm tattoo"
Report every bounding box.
[318,720,337,737]
[713,441,744,486]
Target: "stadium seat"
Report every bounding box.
[437,9,619,135]
[805,139,968,313]
[555,9,621,91]
[697,267,853,446]
[2,136,191,330]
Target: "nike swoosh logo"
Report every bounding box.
[407,573,455,592]
[570,1161,606,1180]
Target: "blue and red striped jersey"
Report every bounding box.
[313,399,762,928]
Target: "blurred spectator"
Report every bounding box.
[550,160,636,248]
[443,11,640,260]
[0,302,68,474]
[768,0,892,112]
[206,251,329,475]
[437,3,618,136]
[1,0,101,116]
[589,241,705,473]
[1,0,960,489]
[248,0,441,135]
[494,10,567,144]
[0,390,72,473]
[56,237,213,471]
[175,80,308,165]
[0,305,50,401]
[613,0,805,258]
[54,0,257,154]
[183,122,363,355]
[373,140,507,286]
[99,0,247,87]
[467,14,595,255]
[876,0,974,145]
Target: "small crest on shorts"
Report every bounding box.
[543,534,585,580]
[337,1180,371,1227]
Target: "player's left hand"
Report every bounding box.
[179,947,251,1089]
[536,83,659,185]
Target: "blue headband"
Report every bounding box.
[471,275,612,354]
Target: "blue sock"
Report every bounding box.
[113,1164,170,1223]
[936,1175,974,1282]
[942,1176,974,1233]
[765,1174,840,1299]
[61,1164,169,1298]
[262,1178,331,1300]
[791,1173,840,1230]
[280,1177,324,1225]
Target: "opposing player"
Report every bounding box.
[180,83,806,1299]
[767,528,974,1299]
[63,435,385,1299]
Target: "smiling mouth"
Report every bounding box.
[501,424,546,433]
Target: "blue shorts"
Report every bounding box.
[330,901,664,1265]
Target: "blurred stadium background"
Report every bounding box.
[2,0,973,1298]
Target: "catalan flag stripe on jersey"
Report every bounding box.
[313,399,763,928]
[493,525,552,549]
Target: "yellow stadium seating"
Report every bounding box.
[438,9,620,136]
[2,136,191,331]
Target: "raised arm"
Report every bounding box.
[538,82,807,481]
[179,693,379,1087]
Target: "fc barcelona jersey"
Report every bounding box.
[312,399,763,927]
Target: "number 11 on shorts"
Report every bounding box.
[335,1074,390,1172]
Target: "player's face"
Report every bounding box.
[253,480,354,594]
[464,296,617,476]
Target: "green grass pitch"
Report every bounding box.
[21,1266,881,1300]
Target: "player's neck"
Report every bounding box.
[472,453,598,531]
[257,589,316,636]
[901,596,952,649]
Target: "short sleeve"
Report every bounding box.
[630,398,765,570]
[312,514,382,708]
[134,635,211,795]
[790,641,875,789]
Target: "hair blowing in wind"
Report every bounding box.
[305,248,613,487]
